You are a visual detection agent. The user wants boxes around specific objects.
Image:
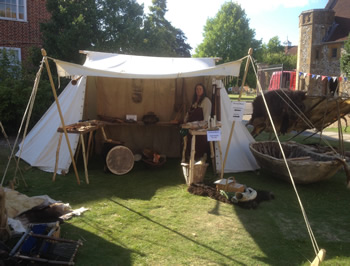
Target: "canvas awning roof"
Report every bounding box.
[54,51,243,79]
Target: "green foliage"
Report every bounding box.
[94,0,144,54]
[194,2,260,61]
[340,34,350,77]
[41,0,101,64]
[140,0,191,56]
[0,49,54,135]
[193,2,261,87]
[257,36,297,71]
[41,0,191,61]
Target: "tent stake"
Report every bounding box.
[311,248,326,266]
[41,49,80,185]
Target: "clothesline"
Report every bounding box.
[298,71,348,82]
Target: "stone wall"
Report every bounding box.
[296,8,350,96]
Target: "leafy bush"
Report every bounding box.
[0,48,54,136]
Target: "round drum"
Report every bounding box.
[106,146,134,175]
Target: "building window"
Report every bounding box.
[0,0,27,21]
[315,49,319,60]
[332,48,337,58]
[0,47,21,63]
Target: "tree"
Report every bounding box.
[265,36,284,54]
[95,0,144,54]
[258,36,297,71]
[41,0,100,63]
[41,0,144,63]
[194,2,261,87]
[0,49,52,135]
[140,0,191,57]
[341,33,350,78]
[194,2,260,62]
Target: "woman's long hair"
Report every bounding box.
[191,83,207,105]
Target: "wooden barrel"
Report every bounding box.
[106,146,134,175]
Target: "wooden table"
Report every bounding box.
[181,126,223,185]
[55,120,108,184]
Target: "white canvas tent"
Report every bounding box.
[17,51,259,174]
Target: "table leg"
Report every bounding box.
[80,134,89,184]
[182,135,187,163]
[217,141,224,179]
[87,131,93,165]
[189,134,196,185]
[100,126,108,141]
[209,141,216,174]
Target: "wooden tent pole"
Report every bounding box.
[238,48,253,101]
[41,49,80,185]
[221,48,253,178]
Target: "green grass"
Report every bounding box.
[1,133,350,265]
[323,126,350,134]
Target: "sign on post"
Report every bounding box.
[231,101,246,121]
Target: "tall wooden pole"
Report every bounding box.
[41,49,80,184]
[221,48,253,179]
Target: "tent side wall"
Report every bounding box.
[83,76,213,157]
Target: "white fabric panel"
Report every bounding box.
[55,56,242,79]
[83,51,218,72]
[16,77,87,174]
[216,84,260,173]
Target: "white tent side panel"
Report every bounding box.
[217,87,260,173]
[16,77,87,174]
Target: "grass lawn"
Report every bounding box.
[1,132,350,265]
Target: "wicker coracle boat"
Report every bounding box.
[249,141,347,184]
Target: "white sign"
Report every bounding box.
[231,101,246,121]
[207,129,221,141]
[126,114,137,121]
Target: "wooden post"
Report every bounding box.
[189,134,196,185]
[181,136,187,163]
[311,249,326,266]
[238,48,253,101]
[209,141,216,174]
[221,48,253,178]
[80,134,89,184]
[41,49,80,185]
[53,133,63,182]
[87,131,94,161]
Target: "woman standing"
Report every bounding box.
[187,83,212,123]
[185,83,212,160]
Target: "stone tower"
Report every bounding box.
[296,8,335,95]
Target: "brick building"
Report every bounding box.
[296,0,350,96]
[0,0,51,63]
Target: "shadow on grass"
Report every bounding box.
[59,223,135,266]
[229,169,350,265]
[108,198,245,265]
[10,157,186,205]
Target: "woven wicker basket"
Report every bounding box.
[215,177,245,193]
